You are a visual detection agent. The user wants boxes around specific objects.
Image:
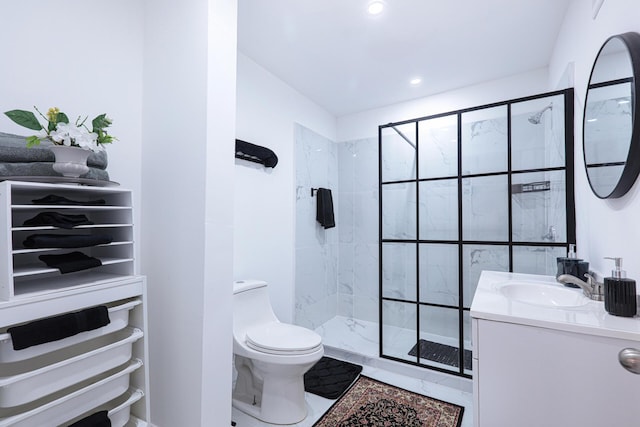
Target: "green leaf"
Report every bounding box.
[56,112,69,124]
[4,110,42,131]
[92,114,111,131]
[25,135,41,148]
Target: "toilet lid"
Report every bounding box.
[245,322,322,355]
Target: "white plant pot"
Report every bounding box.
[49,146,91,178]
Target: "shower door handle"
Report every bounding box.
[619,348,640,374]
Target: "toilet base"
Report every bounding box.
[233,354,318,424]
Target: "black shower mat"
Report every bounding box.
[408,339,472,371]
[304,356,363,399]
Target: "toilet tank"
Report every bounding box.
[233,280,278,336]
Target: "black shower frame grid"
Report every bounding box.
[378,88,576,379]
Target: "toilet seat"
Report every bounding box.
[245,322,322,355]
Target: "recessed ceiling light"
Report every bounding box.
[410,77,422,85]
[367,1,385,15]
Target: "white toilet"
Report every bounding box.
[232,280,324,425]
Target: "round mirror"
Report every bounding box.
[583,32,640,199]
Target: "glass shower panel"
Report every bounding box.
[511,94,566,171]
[513,246,567,276]
[462,175,509,241]
[381,182,417,239]
[382,243,417,301]
[512,170,567,243]
[418,115,458,179]
[379,89,574,379]
[418,179,458,240]
[382,300,417,363]
[381,124,416,182]
[462,244,509,307]
[461,106,508,175]
[419,243,458,306]
[417,306,460,373]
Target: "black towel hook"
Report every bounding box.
[311,188,318,197]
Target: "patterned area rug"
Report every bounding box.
[313,375,464,427]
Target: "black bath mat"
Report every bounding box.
[304,356,363,399]
[408,339,472,371]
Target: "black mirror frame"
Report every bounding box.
[583,32,640,199]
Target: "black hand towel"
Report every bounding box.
[235,139,279,168]
[22,211,94,229]
[24,233,114,249]
[38,251,102,273]
[69,410,111,427]
[316,188,335,229]
[32,194,106,205]
[8,305,110,350]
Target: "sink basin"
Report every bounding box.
[499,282,590,307]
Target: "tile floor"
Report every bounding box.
[231,316,474,427]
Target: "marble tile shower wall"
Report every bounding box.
[294,123,380,330]
[294,124,339,329]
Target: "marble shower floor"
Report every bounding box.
[314,315,379,358]
[231,316,473,427]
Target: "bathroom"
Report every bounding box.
[1,0,639,426]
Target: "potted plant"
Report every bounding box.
[4,107,115,177]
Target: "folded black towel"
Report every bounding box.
[38,251,102,273]
[23,233,113,249]
[7,305,110,350]
[69,410,111,427]
[235,139,279,168]
[316,188,335,229]
[32,194,106,205]
[22,211,94,229]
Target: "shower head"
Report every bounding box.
[528,103,553,124]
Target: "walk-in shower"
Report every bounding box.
[293,89,575,379]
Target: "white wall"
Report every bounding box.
[550,0,640,280]
[142,0,236,426]
[0,1,236,426]
[235,53,336,322]
[0,0,144,265]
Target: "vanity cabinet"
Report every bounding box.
[0,181,149,426]
[471,271,640,427]
[473,318,640,427]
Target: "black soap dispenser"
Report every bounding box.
[604,257,637,317]
[556,244,589,287]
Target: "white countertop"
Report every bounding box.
[470,270,640,342]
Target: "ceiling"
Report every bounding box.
[237,0,572,117]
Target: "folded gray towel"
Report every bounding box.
[0,132,108,169]
[0,162,109,181]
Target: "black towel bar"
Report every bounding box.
[235,139,279,168]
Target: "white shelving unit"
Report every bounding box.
[0,180,149,426]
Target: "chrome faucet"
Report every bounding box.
[557,273,604,301]
[541,225,557,242]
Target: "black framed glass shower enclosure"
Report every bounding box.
[378,89,575,378]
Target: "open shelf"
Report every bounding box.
[0,181,135,301]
